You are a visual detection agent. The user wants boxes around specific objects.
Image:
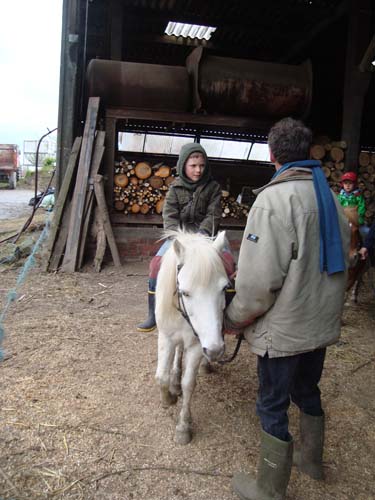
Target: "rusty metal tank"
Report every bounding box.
[86,59,190,112]
[186,47,312,119]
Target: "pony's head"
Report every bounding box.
[156,230,230,362]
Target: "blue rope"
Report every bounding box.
[0,214,51,361]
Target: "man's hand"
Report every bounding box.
[358,247,368,260]
[222,314,246,336]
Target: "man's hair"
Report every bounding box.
[268,117,312,165]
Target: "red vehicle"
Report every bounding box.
[0,144,19,189]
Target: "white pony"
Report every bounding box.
[155,230,230,444]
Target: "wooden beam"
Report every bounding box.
[106,107,271,131]
[56,0,80,195]
[341,0,372,168]
[359,34,375,72]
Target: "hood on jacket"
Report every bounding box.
[176,143,211,190]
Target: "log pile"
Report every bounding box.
[113,158,252,222]
[310,137,346,186]
[358,151,375,222]
[311,137,375,223]
[221,190,250,219]
[113,158,175,215]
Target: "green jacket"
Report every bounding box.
[163,177,222,235]
[337,189,366,225]
[162,143,222,235]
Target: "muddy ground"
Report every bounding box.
[0,216,375,500]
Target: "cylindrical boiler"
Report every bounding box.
[187,48,312,119]
[86,59,190,112]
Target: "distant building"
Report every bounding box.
[22,135,57,174]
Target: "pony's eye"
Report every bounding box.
[182,291,190,297]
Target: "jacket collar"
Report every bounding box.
[253,168,313,195]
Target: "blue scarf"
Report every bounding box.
[272,160,345,275]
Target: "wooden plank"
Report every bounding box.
[61,97,100,272]
[44,137,82,271]
[77,131,105,269]
[92,206,106,273]
[104,115,116,207]
[48,201,73,272]
[94,174,121,268]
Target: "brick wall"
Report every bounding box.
[113,226,244,261]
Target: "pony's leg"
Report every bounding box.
[169,344,183,397]
[155,333,178,408]
[199,357,212,375]
[175,344,202,445]
[353,278,360,303]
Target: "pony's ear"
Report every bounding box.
[213,231,227,253]
[173,239,185,262]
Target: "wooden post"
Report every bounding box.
[94,174,121,268]
[77,131,106,269]
[341,0,372,169]
[93,206,106,273]
[104,115,116,210]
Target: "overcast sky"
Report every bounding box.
[0,0,63,151]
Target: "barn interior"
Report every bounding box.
[54,0,375,265]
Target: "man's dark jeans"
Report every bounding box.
[256,348,326,442]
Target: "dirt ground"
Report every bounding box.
[1,218,375,500]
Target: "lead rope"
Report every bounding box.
[218,333,244,364]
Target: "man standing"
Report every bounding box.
[225,118,350,500]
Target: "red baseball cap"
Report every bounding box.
[341,171,357,183]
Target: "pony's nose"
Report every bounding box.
[203,344,225,362]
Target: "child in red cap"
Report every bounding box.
[337,171,366,225]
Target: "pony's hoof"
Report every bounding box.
[175,429,192,445]
[161,392,178,408]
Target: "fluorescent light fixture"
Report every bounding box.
[372,60,375,66]
[165,21,217,40]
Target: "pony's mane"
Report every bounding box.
[156,230,226,318]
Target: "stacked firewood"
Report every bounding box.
[113,158,175,215]
[311,137,375,223]
[310,138,346,186]
[221,190,250,219]
[358,151,375,222]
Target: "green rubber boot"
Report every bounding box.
[136,291,156,332]
[294,412,325,480]
[232,430,293,500]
